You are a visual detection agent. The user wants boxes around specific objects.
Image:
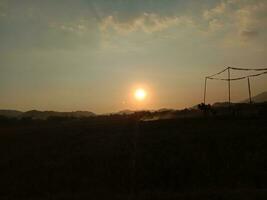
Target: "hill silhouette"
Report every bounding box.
[0,110,23,118]
[192,91,267,108]
[1,91,267,120]
[0,110,95,119]
[242,91,267,103]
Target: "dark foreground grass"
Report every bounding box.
[0,117,267,199]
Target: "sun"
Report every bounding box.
[134,88,147,101]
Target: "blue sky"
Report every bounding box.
[0,0,267,113]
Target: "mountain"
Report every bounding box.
[212,102,234,107]
[22,110,95,119]
[116,109,135,115]
[0,110,95,119]
[195,91,267,108]
[242,91,267,103]
[70,111,96,118]
[0,110,23,118]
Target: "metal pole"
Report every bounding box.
[228,67,231,104]
[247,77,252,104]
[204,77,207,104]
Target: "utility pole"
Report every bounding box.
[228,67,231,104]
[204,77,207,104]
[247,77,252,104]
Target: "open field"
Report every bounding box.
[1,116,267,199]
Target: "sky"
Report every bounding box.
[0,0,267,113]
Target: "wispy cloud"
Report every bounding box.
[234,1,267,40]
[49,20,89,35]
[1,0,266,50]
[100,13,192,35]
[203,1,226,20]
[201,0,267,46]
[0,0,7,17]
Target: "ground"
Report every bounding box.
[0,116,267,199]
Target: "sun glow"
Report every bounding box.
[134,88,147,101]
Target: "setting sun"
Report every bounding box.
[134,88,147,101]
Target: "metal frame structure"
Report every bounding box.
[203,66,267,104]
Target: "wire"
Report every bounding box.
[206,67,229,78]
[229,66,267,71]
[206,66,267,81]
[248,71,267,77]
[208,77,245,81]
[207,71,267,81]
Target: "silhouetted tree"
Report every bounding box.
[198,103,212,116]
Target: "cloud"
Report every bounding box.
[203,2,226,20]
[98,0,267,51]
[234,1,267,40]
[0,0,7,17]
[208,18,224,32]
[201,0,267,43]
[100,13,192,35]
[49,20,88,35]
[240,30,258,38]
[1,0,266,51]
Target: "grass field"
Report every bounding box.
[1,116,267,199]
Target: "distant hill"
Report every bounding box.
[0,110,23,118]
[0,110,95,119]
[22,110,95,119]
[212,102,233,107]
[1,91,267,119]
[116,109,135,115]
[242,91,267,103]
[116,108,175,115]
[201,91,267,107]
